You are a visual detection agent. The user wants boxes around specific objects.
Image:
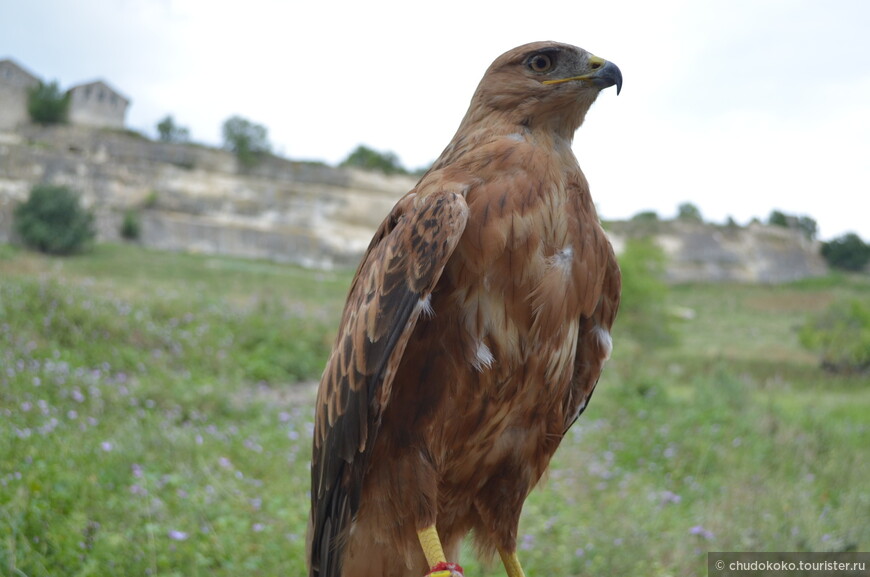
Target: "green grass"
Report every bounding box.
[1,243,868,577]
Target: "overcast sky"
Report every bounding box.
[2,0,868,240]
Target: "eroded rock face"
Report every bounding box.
[0,125,415,268]
[606,220,828,283]
[0,125,827,281]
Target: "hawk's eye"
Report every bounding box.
[528,53,554,73]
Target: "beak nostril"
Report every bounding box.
[590,62,602,70]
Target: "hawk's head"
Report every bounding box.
[466,41,622,136]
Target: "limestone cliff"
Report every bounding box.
[0,125,827,281]
[0,125,414,268]
[606,220,827,283]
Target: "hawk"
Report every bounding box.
[309,41,622,577]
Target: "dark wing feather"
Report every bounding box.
[565,231,621,432]
[309,189,469,577]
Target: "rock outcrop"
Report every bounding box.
[606,220,828,283]
[0,125,828,282]
[0,125,414,268]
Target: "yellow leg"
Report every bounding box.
[499,549,527,577]
[417,525,447,567]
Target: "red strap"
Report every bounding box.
[426,561,464,576]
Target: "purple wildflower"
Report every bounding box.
[660,490,682,505]
[519,533,535,551]
[689,525,714,540]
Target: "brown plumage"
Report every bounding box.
[309,41,622,577]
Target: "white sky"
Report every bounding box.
[2,0,868,240]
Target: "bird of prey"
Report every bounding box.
[309,40,622,577]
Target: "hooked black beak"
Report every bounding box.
[590,59,623,95]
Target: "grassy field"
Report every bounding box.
[1,243,867,577]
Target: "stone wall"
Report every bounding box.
[0,60,40,130]
[67,81,129,129]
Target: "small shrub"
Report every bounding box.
[795,216,819,240]
[616,238,678,347]
[821,233,870,272]
[14,185,96,255]
[631,210,659,223]
[799,299,870,374]
[143,190,159,209]
[628,210,662,236]
[768,210,789,228]
[28,81,70,124]
[676,202,703,222]
[768,210,818,240]
[120,209,141,241]
[156,114,190,143]
[222,115,271,169]
[340,144,408,175]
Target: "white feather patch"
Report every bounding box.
[417,294,434,319]
[593,325,613,360]
[549,246,574,273]
[472,341,495,372]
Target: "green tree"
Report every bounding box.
[340,144,408,175]
[768,210,817,240]
[616,238,677,348]
[800,299,870,373]
[120,209,141,241]
[821,233,870,272]
[222,115,271,168]
[14,185,96,255]
[27,81,70,124]
[676,202,703,222]
[628,210,661,236]
[768,210,789,228]
[156,115,190,142]
[795,216,818,240]
[631,210,659,223]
